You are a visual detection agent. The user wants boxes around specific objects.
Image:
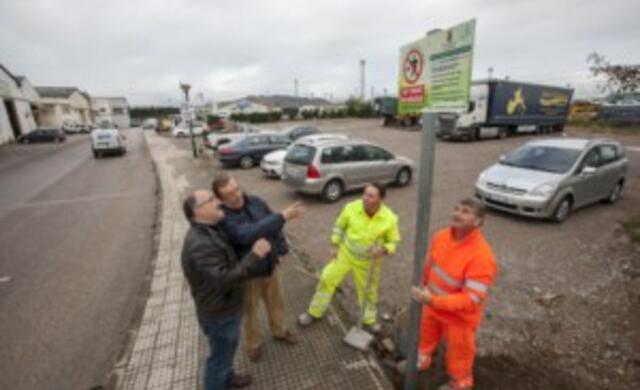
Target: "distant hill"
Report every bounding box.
[219,95,333,109]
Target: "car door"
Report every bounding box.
[268,135,289,153]
[597,144,623,198]
[340,144,370,189]
[362,145,396,183]
[572,147,603,207]
[246,135,272,160]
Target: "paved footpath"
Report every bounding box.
[116,131,392,390]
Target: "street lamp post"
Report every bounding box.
[179,82,198,158]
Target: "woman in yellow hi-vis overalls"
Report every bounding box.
[298,184,400,330]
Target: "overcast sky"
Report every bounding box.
[1,0,638,105]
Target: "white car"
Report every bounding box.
[172,122,205,137]
[91,128,126,158]
[261,133,349,178]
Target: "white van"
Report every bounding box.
[91,128,127,158]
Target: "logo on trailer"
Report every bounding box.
[403,49,424,85]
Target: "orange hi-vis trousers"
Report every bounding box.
[419,307,476,388]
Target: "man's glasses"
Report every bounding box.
[195,195,216,209]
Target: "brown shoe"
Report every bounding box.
[275,330,298,345]
[246,345,263,362]
[230,372,252,388]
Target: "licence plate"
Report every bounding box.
[98,142,110,147]
[487,192,511,204]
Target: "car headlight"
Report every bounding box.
[476,171,489,187]
[530,182,558,198]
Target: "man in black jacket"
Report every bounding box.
[181,190,271,390]
[212,174,305,362]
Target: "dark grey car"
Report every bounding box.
[217,133,291,169]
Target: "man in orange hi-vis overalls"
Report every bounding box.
[411,198,497,390]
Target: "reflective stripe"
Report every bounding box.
[432,264,463,289]
[344,237,373,258]
[428,282,448,296]
[465,279,488,293]
[332,227,344,237]
[468,292,482,304]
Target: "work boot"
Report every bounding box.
[297,313,318,327]
[230,373,252,388]
[246,344,263,362]
[274,330,298,345]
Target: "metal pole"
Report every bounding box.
[403,111,438,390]
[183,89,198,159]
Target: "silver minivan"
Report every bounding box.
[282,139,413,201]
[475,138,628,222]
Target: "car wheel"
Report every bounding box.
[552,197,572,223]
[395,167,412,186]
[240,156,254,169]
[94,151,100,159]
[323,180,343,202]
[605,182,623,204]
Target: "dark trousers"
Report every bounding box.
[199,311,243,390]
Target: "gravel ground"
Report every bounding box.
[169,119,640,389]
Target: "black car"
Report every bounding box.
[279,125,318,142]
[17,128,66,144]
[217,133,290,168]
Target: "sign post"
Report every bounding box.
[402,19,476,390]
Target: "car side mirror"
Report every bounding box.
[582,166,596,175]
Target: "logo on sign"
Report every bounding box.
[403,49,424,84]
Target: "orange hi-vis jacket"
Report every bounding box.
[422,227,498,326]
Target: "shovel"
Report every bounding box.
[343,255,381,352]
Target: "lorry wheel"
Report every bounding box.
[552,197,572,223]
[323,180,343,202]
[498,128,508,139]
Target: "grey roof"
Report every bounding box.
[529,138,604,150]
[219,95,333,109]
[0,64,22,87]
[35,86,80,99]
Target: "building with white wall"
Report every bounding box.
[91,97,130,128]
[0,64,39,144]
[35,86,92,128]
[215,99,276,117]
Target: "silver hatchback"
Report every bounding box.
[475,138,628,222]
[282,139,413,201]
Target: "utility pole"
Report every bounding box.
[488,66,494,80]
[179,82,198,158]
[294,79,299,97]
[360,59,366,101]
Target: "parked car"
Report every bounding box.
[260,133,349,178]
[278,125,319,142]
[205,123,263,150]
[282,138,413,202]
[142,118,158,130]
[172,121,205,137]
[17,128,66,143]
[474,138,627,222]
[91,127,127,158]
[217,133,290,168]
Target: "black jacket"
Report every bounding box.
[181,222,260,321]
[220,195,288,277]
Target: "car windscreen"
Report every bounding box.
[285,144,316,165]
[500,145,582,173]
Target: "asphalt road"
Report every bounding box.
[0,130,157,390]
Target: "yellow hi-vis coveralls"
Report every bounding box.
[307,199,400,325]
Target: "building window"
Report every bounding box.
[62,106,70,114]
[112,108,125,115]
[100,108,107,113]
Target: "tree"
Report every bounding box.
[587,52,640,97]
